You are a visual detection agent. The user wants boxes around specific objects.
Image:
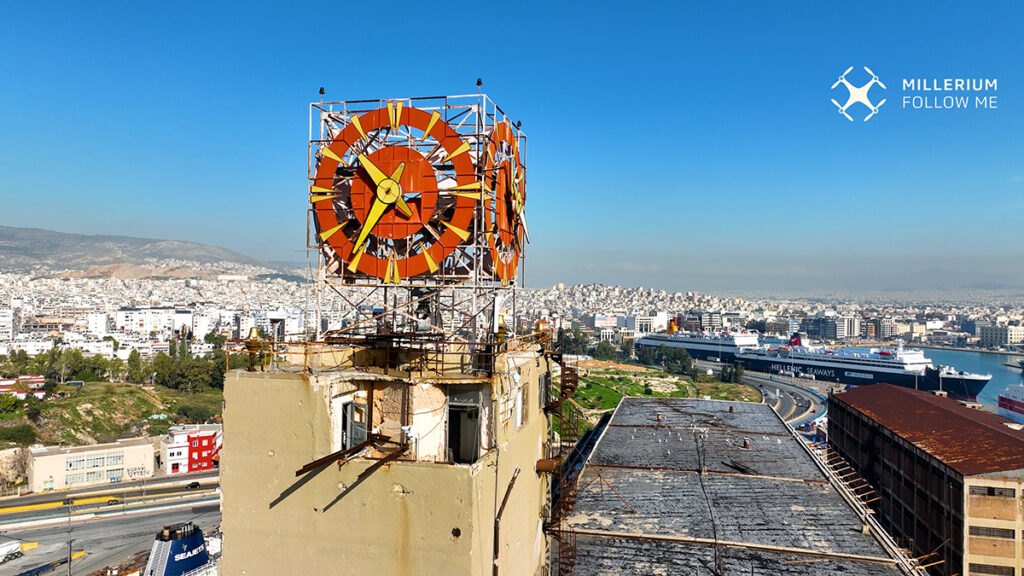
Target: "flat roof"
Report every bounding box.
[29,437,152,457]
[833,384,1024,476]
[566,397,903,575]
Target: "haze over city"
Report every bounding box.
[2,2,1022,293]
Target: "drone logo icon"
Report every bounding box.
[830,66,887,121]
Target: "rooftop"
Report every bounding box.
[29,437,152,456]
[566,397,903,575]
[833,384,1024,476]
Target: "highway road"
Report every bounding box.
[0,505,220,575]
[0,481,220,528]
[695,359,826,427]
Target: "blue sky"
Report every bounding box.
[1,1,1021,292]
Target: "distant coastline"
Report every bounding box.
[912,343,1024,357]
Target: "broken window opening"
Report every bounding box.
[447,385,483,464]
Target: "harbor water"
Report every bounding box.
[923,348,1024,405]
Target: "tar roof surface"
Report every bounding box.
[567,397,902,576]
[834,384,1024,476]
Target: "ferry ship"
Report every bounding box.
[635,330,760,362]
[734,334,990,399]
[998,384,1024,425]
[143,522,219,576]
[636,330,991,399]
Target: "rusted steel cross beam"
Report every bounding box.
[294,434,389,477]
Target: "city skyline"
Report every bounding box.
[2,2,1022,292]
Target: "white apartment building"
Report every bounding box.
[0,308,16,340]
[87,312,109,337]
[3,338,54,356]
[115,307,193,336]
[191,313,217,341]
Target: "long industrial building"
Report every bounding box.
[829,384,1024,576]
[557,396,911,575]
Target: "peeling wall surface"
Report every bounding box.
[567,397,904,575]
[220,349,552,576]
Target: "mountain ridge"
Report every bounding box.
[0,225,269,274]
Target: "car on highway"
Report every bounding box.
[61,497,74,505]
[186,481,201,490]
[106,498,121,506]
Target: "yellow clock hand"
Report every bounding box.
[354,197,389,252]
[357,154,388,186]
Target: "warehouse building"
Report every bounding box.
[829,384,1024,576]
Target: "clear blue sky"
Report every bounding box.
[1,1,1022,292]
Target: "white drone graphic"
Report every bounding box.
[830,66,887,121]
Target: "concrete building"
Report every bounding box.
[562,397,907,574]
[220,342,555,576]
[87,312,109,337]
[27,438,154,492]
[159,424,223,475]
[829,384,1024,576]
[115,306,192,336]
[869,317,899,340]
[0,308,17,340]
[979,325,1024,348]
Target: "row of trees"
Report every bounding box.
[635,345,694,375]
[0,337,248,393]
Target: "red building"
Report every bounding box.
[159,424,223,474]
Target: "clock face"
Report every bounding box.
[311,105,481,283]
[485,121,527,284]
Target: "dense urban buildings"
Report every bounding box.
[828,385,1024,576]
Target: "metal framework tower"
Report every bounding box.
[307,94,528,350]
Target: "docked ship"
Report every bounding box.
[143,522,219,576]
[637,330,991,399]
[736,334,991,399]
[998,384,1024,424]
[635,330,760,362]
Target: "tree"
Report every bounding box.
[204,333,227,349]
[559,326,590,355]
[663,347,692,375]
[0,394,17,413]
[102,335,120,352]
[54,349,85,383]
[618,339,635,361]
[126,349,146,383]
[592,341,617,360]
[745,320,767,333]
[107,357,125,382]
[636,346,659,367]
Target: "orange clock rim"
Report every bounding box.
[312,106,477,280]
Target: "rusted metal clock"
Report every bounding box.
[311,104,481,283]
[485,121,527,285]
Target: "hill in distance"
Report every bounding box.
[0,225,273,277]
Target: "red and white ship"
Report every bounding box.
[997,383,1024,425]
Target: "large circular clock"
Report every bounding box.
[485,121,526,284]
[311,105,479,282]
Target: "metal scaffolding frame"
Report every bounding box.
[307,94,528,347]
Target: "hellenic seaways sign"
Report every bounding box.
[144,522,211,576]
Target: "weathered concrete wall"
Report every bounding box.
[221,348,552,576]
[962,476,1024,575]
